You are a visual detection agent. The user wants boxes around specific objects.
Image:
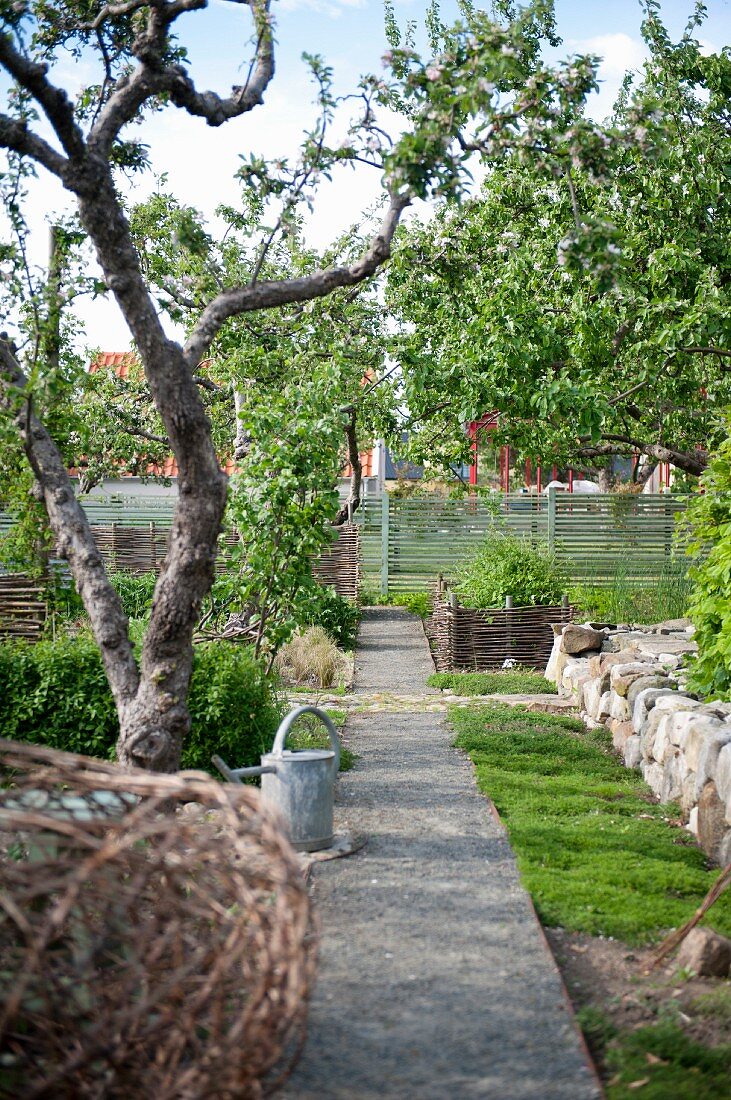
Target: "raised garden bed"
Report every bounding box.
[429,582,572,671]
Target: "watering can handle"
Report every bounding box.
[271,705,340,773]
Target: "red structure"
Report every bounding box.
[468,410,581,493]
[468,412,512,491]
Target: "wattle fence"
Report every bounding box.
[1,491,690,623]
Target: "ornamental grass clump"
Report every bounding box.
[454,532,569,609]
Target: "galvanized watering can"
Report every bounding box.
[212,705,340,853]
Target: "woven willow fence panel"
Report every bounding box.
[0,575,47,639]
[430,590,573,672]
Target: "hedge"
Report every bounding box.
[0,635,282,772]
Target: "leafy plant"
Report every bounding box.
[296,586,360,650]
[108,572,158,621]
[682,431,731,698]
[380,591,431,618]
[455,531,569,609]
[0,636,282,772]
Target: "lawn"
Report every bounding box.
[449,702,731,1097]
[428,670,557,695]
[449,703,731,944]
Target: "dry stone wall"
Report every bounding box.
[546,620,731,866]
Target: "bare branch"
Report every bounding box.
[89,0,274,152]
[183,191,411,368]
[0,113,70,178]
[578,432,707,476]
[0,34,85,160]
[608,379,647,406]
[681,345,731,359]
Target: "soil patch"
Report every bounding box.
[546,927,731,1071]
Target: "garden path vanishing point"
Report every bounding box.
[282,607,601,1100]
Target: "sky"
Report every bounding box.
[4,0,731,350]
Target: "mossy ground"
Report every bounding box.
[449,702,731,1097]
[428,670,557,695]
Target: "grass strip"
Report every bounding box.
[450,702,731,1098]
[429,670,557,695]
[449,703,731,944]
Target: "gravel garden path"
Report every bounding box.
[282,608,601,1099]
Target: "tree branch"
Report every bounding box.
[0,337,139,706]
[578,433,707,476]
[0,112,69,178]
[183,191,411,368]
[89,0,274,152]
[0,33,85,160]
[334,405,362,524]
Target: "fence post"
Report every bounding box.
[548,486,556,552]
[380,493,390,595]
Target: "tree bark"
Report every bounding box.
[334,406,362,525]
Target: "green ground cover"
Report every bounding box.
[449,702,731,1097]
[449,703,731,943]
[601,1018,731,1100]
[428,671,556,695]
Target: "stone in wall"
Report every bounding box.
[610,663,659,697]
[561,624,606,655]
[624,735,642,768]
[698,780,728,861]
[626,675,673,711]
[546,617,731,864]
[632,686,680,731]
[695,729,731,800]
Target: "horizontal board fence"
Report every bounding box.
[1,490,689,601]
[0,574,47,640]
[357,491,690,595]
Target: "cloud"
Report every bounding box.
[565,32,649,122]
[278,0,365,15]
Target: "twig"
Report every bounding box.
[649,862,731,970]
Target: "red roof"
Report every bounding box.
[90,351,138,377]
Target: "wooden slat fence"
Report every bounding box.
[358,491,689,594]
[0,575,47,640]
[549,492,686,585]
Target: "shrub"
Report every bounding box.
[109,571,158,620]
[46,571,158,624]
[296,585,360,650]
[682,434,731,698]
[185,643,282,769]
[0,635,282,771]
[455,532,569,609]
[275,626,350,689]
